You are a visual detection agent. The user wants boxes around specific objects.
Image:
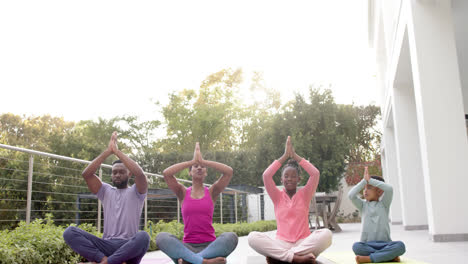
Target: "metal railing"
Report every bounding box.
[0,143,262,231]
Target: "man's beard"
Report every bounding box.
[112,178,129,189]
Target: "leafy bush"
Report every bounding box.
[0,214,100,264]
[145,220,185,251]
[213,220,277,237]
[0,216,276,263]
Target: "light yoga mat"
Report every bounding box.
[140,256,240,264]
[320,251,429,264]
[140,257,173,264]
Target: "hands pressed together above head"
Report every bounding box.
[279,136,303,164]
[192,142,205,166]
[107,132,116,153]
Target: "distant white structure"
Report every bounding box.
[247,193,261,222]
[246,189,281,222]
[368,0,468,242]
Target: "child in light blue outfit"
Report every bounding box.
[348,167,405,263]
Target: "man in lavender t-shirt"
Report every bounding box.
[63,132,150,264]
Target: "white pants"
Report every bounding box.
[248,229,332,263]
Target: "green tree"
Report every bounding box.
[0,113,75,152]
[337,105,381,162]
[160,68,243,153]
[0,114,79,228]
[0,113,162,228]
[238,71,281,150]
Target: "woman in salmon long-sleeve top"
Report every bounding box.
[248,136,332,264]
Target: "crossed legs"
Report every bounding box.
[63,226,150,264]
[155,232,238,264]
[248,229,332,263]
[352,241,406,263]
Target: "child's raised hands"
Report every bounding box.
[364,166,370,182]
[285,136,293,158]
[279,136,292,163]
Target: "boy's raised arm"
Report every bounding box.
[368,178,393,208]
[348,179,366,211]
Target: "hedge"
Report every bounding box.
[0,216,277,264]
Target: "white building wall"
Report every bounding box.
[383,125,403,224]
[452,0,468,114]
[336,177,359,218]
[371,0,468,241]
[374,12,388,107]
[406,0,468,240]
[380,0,402,60]
[392,82,428,230]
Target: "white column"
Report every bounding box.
[452,0,468,114]
[407,0,468,241]
[392,84,428,230]
[382,127,403,224]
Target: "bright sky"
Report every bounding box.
[0,0,377,123]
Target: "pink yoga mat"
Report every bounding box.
[140,257,173,264]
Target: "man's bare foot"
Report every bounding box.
[392,256,401,262]
[292,253,316,264]
[355,255,371,263]
[202,257,226,264]
[178,259,189,264]
[98,256,108,264]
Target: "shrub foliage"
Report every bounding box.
[0,217,277,264]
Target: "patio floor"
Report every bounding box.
[142,223,468,264]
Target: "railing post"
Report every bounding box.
[97,168,102,232]
[144,197,148,229]
[26,155,34,224]
[76,196,81,225]
[220,193,223,224]
[257,194,261,222]
[177,198,180,223]
[234,192,238,223]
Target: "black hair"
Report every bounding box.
[112,160,123,165]
[371,175,385,182]
[281,159,300,175]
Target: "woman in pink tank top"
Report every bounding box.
[156,143,238,264]
[248,136,332,264]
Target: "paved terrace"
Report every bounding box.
[142,223,468,264]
